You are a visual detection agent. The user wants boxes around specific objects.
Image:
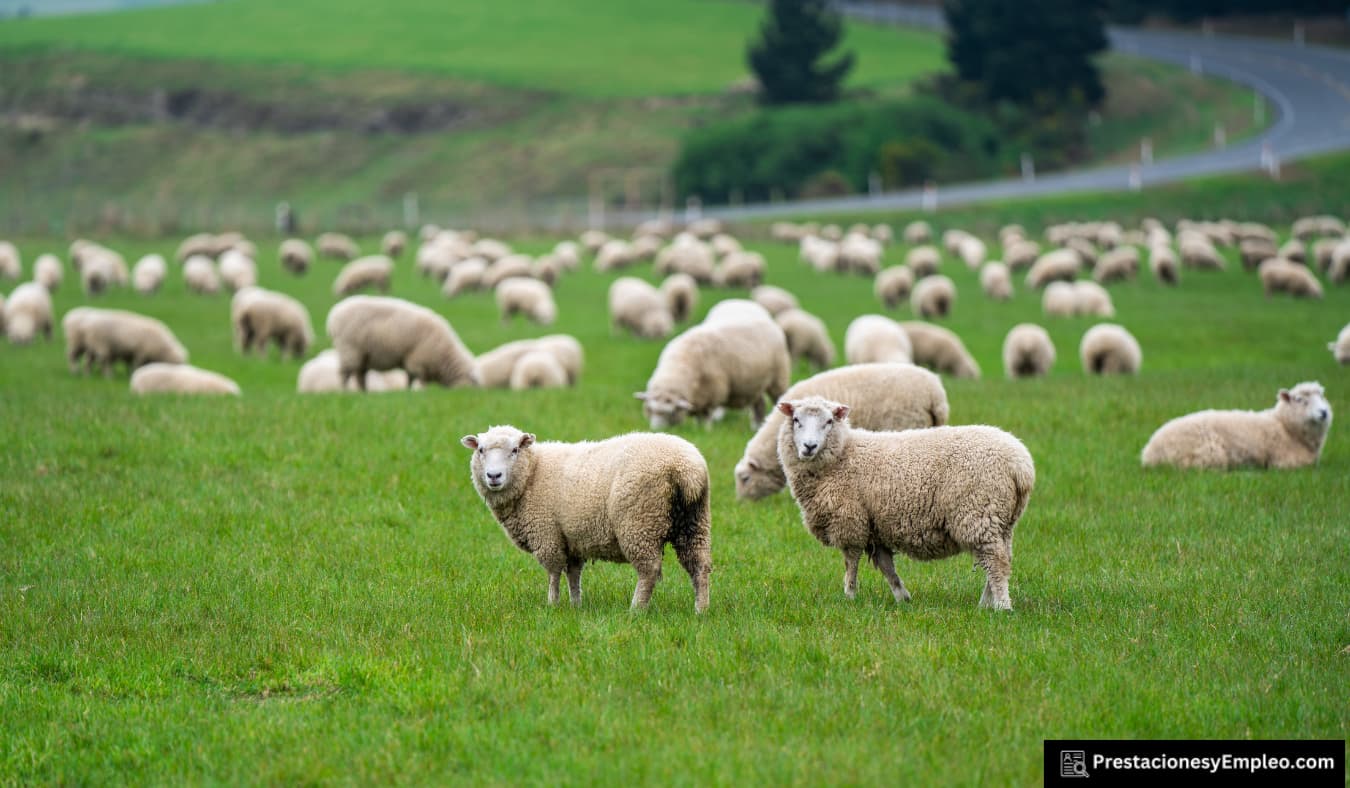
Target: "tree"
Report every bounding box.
[747,0,856,105]
[943,0,1109,108]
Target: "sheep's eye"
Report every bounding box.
[793,418,801,426]
[477,447,484,455]
[511,447,519,455]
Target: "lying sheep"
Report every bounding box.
[899,321,980,378]
[776,308,834,370]
[980,262,1013,301]
[280,239,313,275]
[218,249,258,292]
[609,277,673,339]
[714,251,766,289]
[442,258,488,298]
[733,364,948,500]
[1042,281,1078,317]
[132,254,167,295]
[750,285,797,316]
[776,396,1034,609]
[316,232,359,261]
[1141,382,1332,470]
[874,266,915,308]
[508,350,569,390]
[184,255,221,295]
[1330,323,1350,364]
[659,273,699,323]
[34,253,62,292]
[1079,323,1141,375]
[845,315,912,365]
[333,255,394,296]
[496,277,557,325]
[1026,249,1081,289]
[382,230,408,258]
[4,282,52,344]
[1259,258,1323,299]
[1149,245,1179,285]
[231,287,313,358]
[473,335,584,388]
[1073,281,1115,317]
[326,296,478,389]
[482,255,534,289]
[130,363,240,396]
[0,241,19,280]
[1093,247,1139,284]
[462,426,712,611]
[1002,323,1055,378]
[64,308,187,375]
[297,349,411,393]
[911,275,956,319]
[904,246,941,278]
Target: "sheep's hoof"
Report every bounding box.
[895,588,912,603]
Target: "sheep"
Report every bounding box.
[776,308,835,370]
[1179,233,1225,270]
[316,232,359,261]
[710,233,742,260]
[1093,246,1139,284]
[34,253,62,292]
[0,241,19,280]
[1328,239,1350,284]
[872,224,894,244]
[899,321,981,378]
[473,335,584,388]
[595,240,637,272]
[956,236,987,270]
[230,286,313,358]
[902,220,932,244]
[1141,382,1332,470]
[798,235,839,273]
[183,255,221,295]
[0,291,4,334]
[442,258,488,298]
[659,273,699,323]
[1026,248,1081,289]
[1259,258,1323,299]
[1042,281,1077,317]
[656,237,715,283]
[218,249,258,292]
[473,239,514,263]
[980,262,1013,301]
[81,252,125,296]
[551,241,581,271]
[750,284,798,316]
[1312,238,1338,273]
[1278,239,1307,264]
[776,396,1034,609]
[297,349,412,393]
[532,254,564,285]
[1240,238,1278,271]
[904,246,941,278]
[733,364,948,500]
[130,363,240,396]
[1003,239,1040,271]
[382,230,408,258]
[874,266,915,308]
[496,276,557,325]
[482,255,534,289]
[63,308,187,375]
[1073,281,1115,317]
[175,233,216,262]
[942,229,972,255]
[461,426,712,612]
[714,251,765,289]
[1079,323,1141,375]
[579,229,610,254]
[703,298,773,326]
[509,350,569,390]
[1002,323,1055,378]
[636,311,790,429]
[1067,237,1098,267]
[129,254,165,295]
[3,282,52,344]
[416,236,467,281]
[279,239,313,275]
[333,255,394,297]
[1330,324,1350,364]
[911,275,956,319]
[844,315,912,365]
[1149,244,1179,285]
[609,277,674,339]
[837,233,882,275]
[325,295,478,389]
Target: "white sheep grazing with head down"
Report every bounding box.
[1142,382,1332,470]
[218,249,258,292]
[750,285,798,316]
[279,239,313,275]
[1079,323,1141,375]
[1026,248,1081,289]
[1093,246,1139,284]
[63,307,187,375]
[0,241,20,280]
[911,274,956,319]
[462,426,712,612]
[844,315,912,365]
[903,220,932,245]
[132,254,167,295]
[714,251,766,288]
[776,396,1034,609]
[1041,281,1077,317]
[297,349,411,393]
[4,282,53,344]
[979,262,1013,301]
[775,308,835,370]
[130,363,240,396]
[904,246,941,278]
[495,277,557,326]
[1073,281,1115,317]
[1149,244,1179,286]
[382,230,408,258]
[1330,323,1350,364]
[230,286,314,359]
[956,236,987,270]
[34,253,63,292]
[1258,258,1323,299]
[1004,239,1040,271]
[442,258,488,298]
[482,255,535,289]
[609,277,674,339]
[900,321,981,379]
[874,266,914,308]
[325,295,478,390]
[508,350,569,390]
[734,363,948,500]
[183,256,221,295]
[333,255,393,296]
[1002,323,1055,379]
[316,232,359,261]
[659,273,699,323]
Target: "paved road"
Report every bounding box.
[703,3,1350,221]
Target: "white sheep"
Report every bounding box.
[798,235,839,273]
[333,255,393,297]
[899,321,980,378]
[845,315,912,365]
[902,220,932,244]
[218,249,258,293]
[579,229,610,254]
[316,232,359,261]
[482,255,534,289]
[473,335,583,388]
[874,266,915,308]
[659,273,699,323]
[3,282,52,344]
[0,241,20,280]
[297,349,411,393]
[33,253,62,292]
[1026,248,1081,288]
[904,246,941,278]
[956,236,987,270]
[1042,281,1077,317]
[1002,323,1055,378]
[63,307,187,375]
[132,254,167,295]
[1179,233,1225,270]
[838,233,882,275]
[382,230,408,258]
[442,258,488,298]
[1079,323,1141,375]
[279,239,313,275]
[714,251,765,288]
[656,236,716,283]
[1240,238,1278,271]
[911,275,956,319]
[979,262,1013,301]
[733,363,948,500]
[1073,280,1115,317]
[1003,239,1040,270]
[1149,244,1179,285]
[1093,247,1139,284]
[461,426,712,612]
[1326,239,1350,283]
[595,240,637,272]
[1259,258,1323,299]
[508,350,569,390]
[175,233,216,262]
[750,285,798,316]
[776,396,1034,609]
[130,363,240,396]
[183,255,221,295]
[325,296,478,389]
[609,277,674,339]
[1141,382,1331,470]
[80,251,126,296]
[532,254,564,285]
[495,277,557,325]
[1329,323,1349,364]
[230,286,314,358]
[775,308,834,370]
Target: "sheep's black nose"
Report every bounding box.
[803,442,818,454]
[486,471,502,481]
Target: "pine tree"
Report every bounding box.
[747,0,856,105]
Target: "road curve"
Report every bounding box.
[702,3,1350,221]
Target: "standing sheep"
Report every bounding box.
[63,308,188,376]
[1141,382,1331,470]
[442,259,488,298]
[911,275,956,319]
[874,266,915,308]
[1328,323,1349,364]
[1079,323,1141,375]
[659,273,699,323]
[775,308,835,370]
[1073,281,1115,317]
[326,296,478,389]
[1002,323,1055,378]
[750,285,798,316]
[776,397,1034,609]
[34,253,62,292]
[1093,247,1139,284]
[899,321,981,379]
[130,363,241,396]
[609,277,674,339]
[3,282,53,344]
[382,230,408,258]
[980,262,1013,301]
[333,255,394,297]
[183,255,221,295]
[482,255,535,289]
[316,232,359,261]
[904,246,941,278]
[280,239,313,275]
[1149,245,1179,285]
[461,426,712,612]
[714,251,766,289]
[1258,259,1323,299]
[845,315,912,365]
[218,250,257,293]
[230,287,314,359]
[1026,249,1081,289]
[1042,281,1077,317]
[132,254,167,295]
[495,277,557,326]
[902,221,932,244]
[508,350,569,390]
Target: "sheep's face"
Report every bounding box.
[778,397,850,462]
[462,427,535,493]
[635,391,692,429]
[1278,382,1332,435]
[734,456,782,500]
[639,311,673,339]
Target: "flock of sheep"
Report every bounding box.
[0,211,1342,612]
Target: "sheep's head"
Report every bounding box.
[462,426,535,495]
[1276,382,1332,445]
[733,455,785,500]
[639,310,673,339]
[634,390,692,429]
[777,397,850,462]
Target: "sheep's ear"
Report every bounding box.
[675,398,693,411]
[460,435,479,449]
[518,433,535,449]
[832,404,851,422]
[777,401,795,417]
[1279,389,1291,403]
[633,392,648,401]
[746,458,761,471]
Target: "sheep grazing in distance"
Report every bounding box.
[904,246,941,278]
[0,241,20,280]
[131,255,167,295]
[175,233,216,263]
[1278,239,1307,264]
[1258,259,1323,299]
[837,233,882,275]
[532,254,564,285]
[657,236,716,283]
[130,363,240,396]
[1240,238,1278,271]
[279,239,313,275]
[609,277,674,339]
[1067,237,1098,267]
[714,251,766,289]
[326,295,478,389]
[1179,234,1225,270]
[474,335,584,388]
[775,308,835,370]
[659,274,699,323]
[845,315,912,365]
[980,262,1013,301]
[1079,323,1141,375]
[183,255,221,295]
[1149,245,1179,285]
[911,275,956,319]
[297,349,411,393]
[798,235,839,273]
[579,229,610,254]
[956,236,987,270]
[1093,247,1139,284]
[482,255,534,289]
[874,266,915,308]
[81,253,125,296]
[442,259,488,298]
[316,232,359,261]
[34,253,62,292]
[3,282,52,344]
[1141,382,1332,470]
[733,364,948,501]
[218,249,258,293]
[776,396,1034,609]
[1329,324,1350,364]
[750,284,798,316]
[1026,248,1081,289]
[461,426,712,612]
[902,220,932,245]
[63,307,187,376]
[1073,281,1115,318]
[1002,323,1056,379]
[382,230,408,258]
[1311,238,1339,272]
[595,240,637,272]
[496,277,557,325]
[509,350,569,390]
[899,321,981,378]
[710,233,742,260]
[1042,281,1078,317]
[333,255,394,297]
[1003,239,1040,271]
[231,287,314,359]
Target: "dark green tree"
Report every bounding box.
[747,0,856,105]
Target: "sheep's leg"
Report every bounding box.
[673,533,712,615]
[630,558,662,610]
[974,542,1013,611]
[842,547,862,600]
[547,570,562,606]
[566,558,584,606]
[750,395,767,427]
[868,546,912,603]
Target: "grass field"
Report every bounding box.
[1,227,1347,782]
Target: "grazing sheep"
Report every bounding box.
[496,277,557,326]
[442,259,488,298]
[872,224,894,244]
[1079,323,1141,375]
[183,256,221,296]
[532,254,564,285]
[218,249,258,292]
[382,230,408,258]
[904,246,941,278]
[579,229,610,254]
[1002,323,1055,378]
[1067,237,1098,268]
[750,284,798,316]
[899,321,981,378]
[1026,249,1081,289]
[714,251,766,289]
[845,315,912,365]
[508,350,569,390]
[34,253,62,292]
[552,241,581,271]
[1149,245,1179,285]
[710,233,742,260]
[1329,324,1350,364]
[874,266,915,308]
[1141,382,1331,470]
[656,236,716,283]
[980,262,1013,301]
[1240,238,1278,271]
[175,233,216,263]
[659,273,699,323]
[230,287,313,358]
[1179,234,1225,270]
[902,221,932,244]
[911,275,956,319]
[798,235,839,273]
[280,239,313,275]
[461,426,712,612]
[473,335,584,388]
[1311,238,1339,273]
[333,255,394,296]
[0,241,19,280]
[3,282,52,344]
[1325,239,1350,284]
[1278,239,1307,264]
[64,308,187,375]
[1003,239,1040,271]
[416,236,467,282]
[1093,247,1139,284]
[609,277,674,339]
[776,308,834,370]
[297,349,411,393]
[130,363,240,396]
[316,232,359,261]
[81,253,124,296]
[956,236,987,270]
[482,255,534,289]
[325,295,478,389]
[595,240,637,272]
[1259,258,1323,299]
[776,396,1034,609]
[838,233,882,275]
[132,254,167,295]
[1073,281,1115,317]
[733,364,948,500]
[1042,281,1078,317]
